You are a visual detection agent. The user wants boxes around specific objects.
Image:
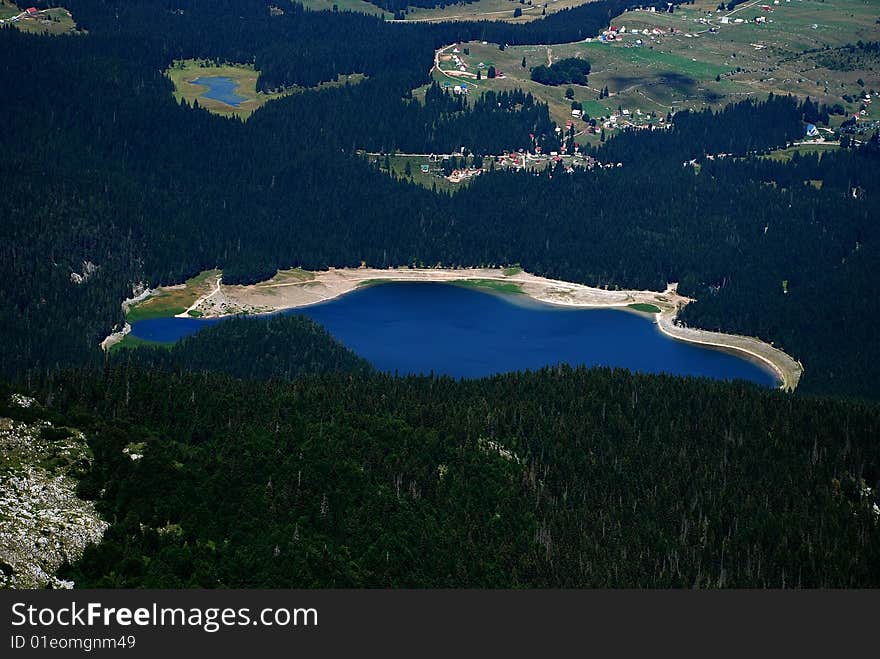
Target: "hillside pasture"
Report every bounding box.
[401,0,594,23]
[418,0,880,142]
[297,0,390,18]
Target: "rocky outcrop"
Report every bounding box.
[0,397,107,589]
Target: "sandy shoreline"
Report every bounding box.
[655,313,802,391]
[160,266,802,390]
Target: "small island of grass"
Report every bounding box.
[356,278,391,288]
[452,279,524,295]
[628,303,661,314]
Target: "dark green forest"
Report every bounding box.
[13,346,879,587]
[1,0,879,588]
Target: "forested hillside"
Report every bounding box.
[19,365,877,587]
[113,316,373,380]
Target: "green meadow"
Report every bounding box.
[126,270,219,323]
[453,279,524,294]
[417,0,880,140]
[167,59,365,119]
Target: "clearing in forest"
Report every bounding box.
[167,59,366,119]
[418,0,880,142]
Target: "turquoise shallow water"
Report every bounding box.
[129,282,778,386]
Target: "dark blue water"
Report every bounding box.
[130,282,778,386]
[190,76,247,107]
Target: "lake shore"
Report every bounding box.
[162,266,802,390]
[655,313,802,391]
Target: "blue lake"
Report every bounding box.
[190,76,247,107]
[130,282,778,386]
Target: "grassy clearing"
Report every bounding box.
[762,142,840,162]
[0,2,78,34]
[503,265,523,276]
[372,154,476,192]
[428,37,733,136]
[402,0,592,24]
[253,268,317,288]
[629,303,661,314]
[167,60,282,119]
[587,0,880,123]
[453,279,524,294]
[126,270,219,323]
[424,39,668,135]
[167,59,366,119]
